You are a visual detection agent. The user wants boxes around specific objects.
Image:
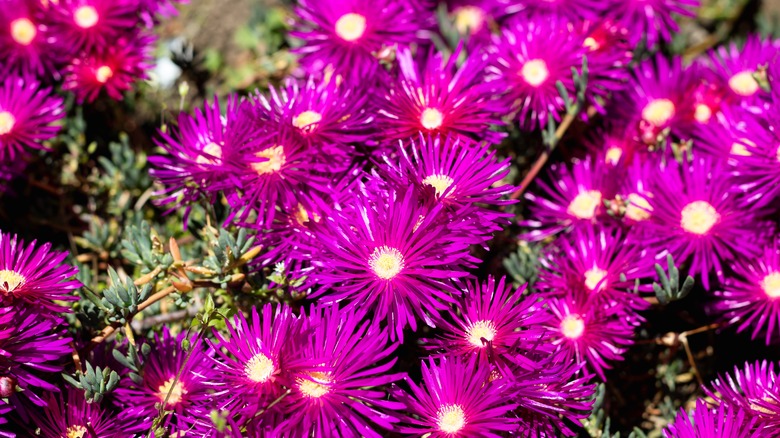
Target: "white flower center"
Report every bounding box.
[0,270,25,294]
[605,146,622,165]
[466,320,497,348]
[252,145,286,175]
[436,404,466,434]
[10,18,36,46]
[453,6,485,34]
[625,193,652,222]
[334,13,366,42]
[729,71,759,97]
[583,36,600,51]
[761,272,780,299]
[641,98,675,127]
[245,352,275,383]
[560,314,585,339]
[420,107,444,130]
[65,425,88,438]
[694,104,712,123]
[680,201,719,235]
[95,65,113,83]
[368,246,405,280]
[74,6,99,29]
[0,112,15,136]
[567,190,602,220]
[297,371,332,398]
[422,174,454,197]
[157,377,187,407]
[520,59,549,87]
[292,110,322,132]
[195,142,223,165]
[584,267,608,292]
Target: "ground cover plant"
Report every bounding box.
[2,0,780,436]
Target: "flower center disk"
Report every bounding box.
[74,6,99,29]
[297,371,332,398]
[157,377,187,406]
[368,246,405,280]
[642,98,675,127]
[335,13,366,42]
[567,190,602,220]
[680,201,719,235]
[292,110,322,132]
[584,268,608,292]
[0,270,25,294]
[10,18,36,46]
[762,272,780,299]
[420,107,444,130]
[423,174,454,197]
[245,352,275,383]
[453,6,485,34]
[560,314,585,339]
[729,71,759,97]
[466,320,497,348]
[436,404,466,434]
[252,145,286,175]
[520,59,549,87]
[0,111,16,136]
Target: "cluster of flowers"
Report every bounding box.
[0,0,183,189]
[4,0,780,436]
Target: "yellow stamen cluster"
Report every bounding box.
[95,65,113,84]
[65,425,88,438]
[680,201,719,235]
[74,6,99,29]
[297,371,332,398]
[245,353,275,383]
[641,98,675,127]
[422,174,454,197]
[252,146,286,175]
[157,378,187,407]
[466,320,497,348]
[0,112,16,136]
[453,6,485,35]
[292,110,322,132]
[420,107,444,130]
[195,142,223,165]
[567,190,602,220]
[436,404,466,434]
[625,193,652,222]
[584,268,608,292]
[520,59,549,87]
[729,71,759,97]
[368,246,405,280]
[560,314,585,339]
[761,272,780,299]
[10,18,36,46]
[0,270,25,294]
[334,13,366,42]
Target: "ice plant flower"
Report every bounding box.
[0,75,64,161]
[49,0,141,54]
[523,157,610,241]
[277,304,405,437]
[250,76,371,162]
[150,95,260,222]
[0,307,71,407]
[616,55,693,146]
[425,276,552,367]
[292,0,432,80]
[546,296,636,380]
[309,188,476,340]
[445,0,521,46]
[709,35,777,112]
[705,361,780,432]
[638,157,761,290]
[0,1,57,76]
[32,389,151,437]
[715,241,780,345]
[606,0,699,48]
[664,399,760,438]
[114,328,215,435]
[576,20,632,113]
[377,46,506,145]
[487,18,585,130]
[393,355,518,436]
[617,159,656,225]
[62,35,153,103]
[207,303,299,416]
[383,136,514,236]
[0,231,80,314]
[538,225,653,314]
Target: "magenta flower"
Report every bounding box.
[115,328,216,435]
[576,20,632,113]
[714,239,780,344]
[32,389,151,437]
[514,0,605,21]
[509,360,596,437]
[383,136,514,237]
[0,307,71,407]
[664,399,760,438]
[207,303,300,416]
[617,158,656,226]
[586,124,642,168]
[393,355,518,437]
[538,225,653,315]
[0,231,80,314]
[705,361,780,432]
[425,276,552,367]
[291,0,432,80]
[377,46,505,145]
[709,35,778,112]
[545,295,636,380]
[606,0,699,48]
[637,157,762,290]
[0,75,64,161]
[523,157,610,241]
[277,304,404,437]
[309,188,476,340]
[63,35,154,103]
[0,1,58,76]
[487,18,585,130]
[150,95,259,221]
[251,76,371,161]
[49,0,140,55]
[445,0,521,46]
[615,55,694,147]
